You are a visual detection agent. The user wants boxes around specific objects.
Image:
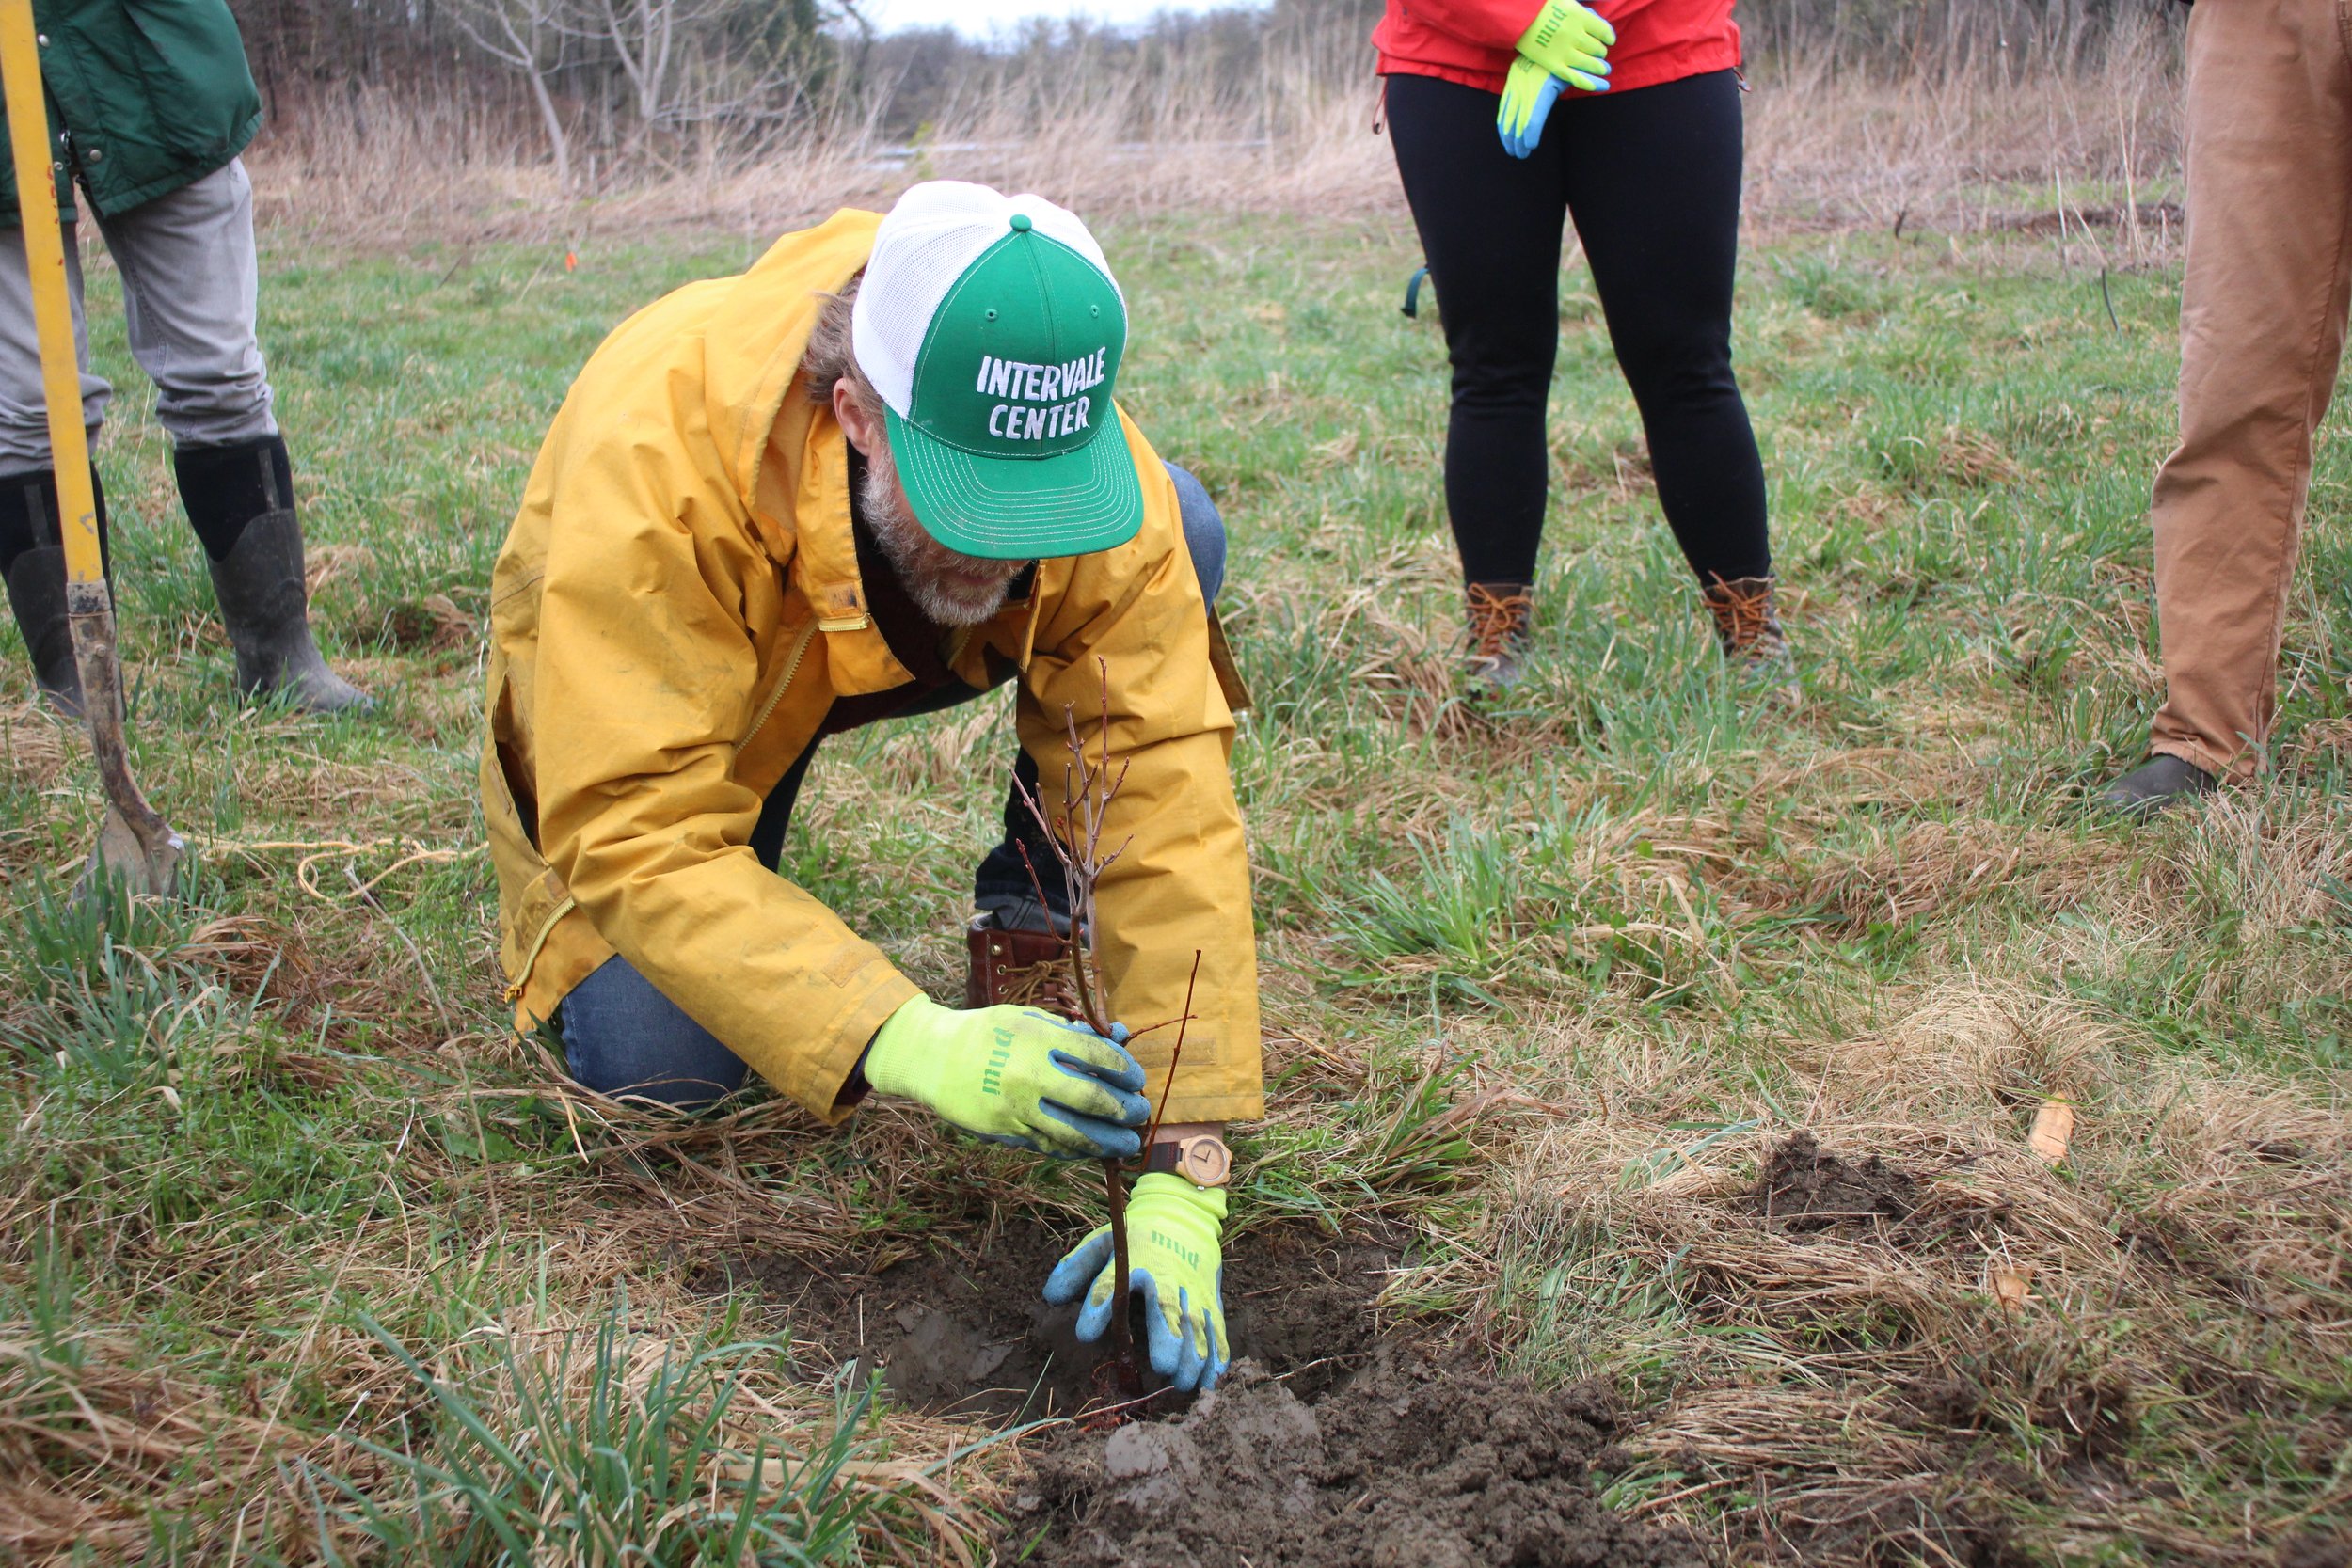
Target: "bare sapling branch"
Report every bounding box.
[1011,666,1209,1419]
[1145,952,1205,1150]
[1009,658,1151,1400]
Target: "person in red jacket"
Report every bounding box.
[1377,0,1787,696]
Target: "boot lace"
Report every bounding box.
[999,958,1082,1021]
[1465,584,1534,665]
[1705,577,1786,658]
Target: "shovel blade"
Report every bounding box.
[88,803,186,901]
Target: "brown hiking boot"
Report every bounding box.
[965,913,1083,1019]
[1463,582,1534,698]
[1703,575,1798,698]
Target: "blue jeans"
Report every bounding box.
[559,463,1226,1106]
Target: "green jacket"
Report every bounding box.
[0,0,261,224]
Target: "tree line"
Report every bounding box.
[230,0,2177,183]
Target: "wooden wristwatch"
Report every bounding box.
[1143,1132,1232,1188]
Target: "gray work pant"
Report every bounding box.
[0,159,277,469]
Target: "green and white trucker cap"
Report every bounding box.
[851,181,1141,560]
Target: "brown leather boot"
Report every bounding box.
[965,913,1083,1019]
[1463,582,1534,698]
[1702,575,1798,699]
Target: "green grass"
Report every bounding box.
[2,211,2347,1561]
[310,1306,924,1568]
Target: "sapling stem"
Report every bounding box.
[1012,834,1136,1369]
[1009,667,1205,1419]
[1106,1167,1134,1366]
[1008,659,1146,1386]
[1104,1157,1132,1360]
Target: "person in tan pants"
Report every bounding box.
[2101,0,2351,815]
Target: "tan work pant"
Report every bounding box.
[2148,0,2352,781]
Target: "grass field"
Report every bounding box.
[3,198,2349,1564]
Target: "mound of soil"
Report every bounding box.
[712,1221,1692,1564]
[702,1219,1402,1422]
[1017,1352,1701,1568]
[1755,1130,1920,1233]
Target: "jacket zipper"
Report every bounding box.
[737,619,819,756]
[507,892,578,1002]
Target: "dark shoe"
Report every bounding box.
[176,436,372,714]
[0,467,108,716]
[965,911,1082,1019]
[4,543,78,715]
[2095,754,2217,817]
[1703,575,1798,699]
[1463,582,1534,697]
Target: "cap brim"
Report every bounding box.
[885,405,1143,561]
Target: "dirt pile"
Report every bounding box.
[708,1220,1400,1421]
[1018,1353,1700,1568]
[719,1221,1692,1564]
[1753,1129,1920,1232]
[719,1222,1694,1563]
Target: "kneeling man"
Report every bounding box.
[482,182,1260,1391]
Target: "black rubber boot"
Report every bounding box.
[174,436,372,714]
[0,467,108,717]
[2095,754,2217,817]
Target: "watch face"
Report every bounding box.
[1180,1137,1232,1186]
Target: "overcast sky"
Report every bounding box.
[859,0,1266,39]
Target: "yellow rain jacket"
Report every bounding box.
[482,209,1263,1126]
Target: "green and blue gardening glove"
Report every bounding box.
[1497,56,1572,158]
[862,996,1149,1159]
[1043,1172,1231,1392]
[1514,0,1615,91]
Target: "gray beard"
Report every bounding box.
[859,451,1022,626]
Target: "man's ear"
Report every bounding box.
[833,379,882,456]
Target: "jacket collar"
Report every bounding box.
[789,410,903,696]
[786,409,1047,693]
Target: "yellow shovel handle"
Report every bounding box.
[0,0,99,589]
[0,0,179,895]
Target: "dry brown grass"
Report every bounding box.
[246,17,2185,251]
[0,1047,1024,1564]
[1475,978,2352,1563]
[0,701,72,793]
[0,1327,363,1563]
[1745,14,2184,247]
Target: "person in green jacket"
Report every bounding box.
[0,0,368,715]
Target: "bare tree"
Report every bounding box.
[567,0,801,147]
[580,0,691,130]
[451,0,578,185]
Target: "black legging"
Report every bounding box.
[1386,68,1770,591]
